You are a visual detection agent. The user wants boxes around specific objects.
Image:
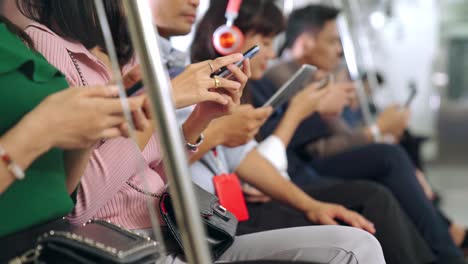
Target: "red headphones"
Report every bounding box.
[212,0,244,55]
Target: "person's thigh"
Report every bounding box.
[309,144,464,262]
[218,226,385,264]
[301,181,435,264]
[309,144,396,181]
[240,181,434,264]
[237,201,311,235]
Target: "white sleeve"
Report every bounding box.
[256,135,291,180]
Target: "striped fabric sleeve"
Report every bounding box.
[69,137,154,225]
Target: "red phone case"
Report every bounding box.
[213,173,249,222]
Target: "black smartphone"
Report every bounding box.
[210,45,260,78]
[126,80,144,97]
[404,81,417,107]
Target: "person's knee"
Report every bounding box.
[347,181,390,196]
[344,227,386,264]
[368,143,407,160]
[347,181,395,202]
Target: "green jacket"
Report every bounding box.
[0,22,73,237]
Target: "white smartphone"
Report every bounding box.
[262,64,317,109]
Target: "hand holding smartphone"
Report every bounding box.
[262,64,317,109]
[210,45,260,78]
[126,46,260,97]
[125,80,144,97]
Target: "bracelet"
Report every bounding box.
[369,124,382,143]
[0,144,25,180]
[186,133,204,152]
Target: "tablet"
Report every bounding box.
[262,64,317,109]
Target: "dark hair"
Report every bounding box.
[17,0,133,66]
[0,16,34,48]
[281,4,340,54]
[190,0,284,63]
[362,72,385,85]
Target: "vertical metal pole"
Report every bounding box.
[122,1,213,263]
[93,3,167,260]
[353,0,380,105]
[335,0,374,125]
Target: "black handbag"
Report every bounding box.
[159,183,238,259]
[34,219,160,264]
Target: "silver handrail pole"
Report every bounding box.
[93,2,168,260]
[353,0,380,105]
[122,1,213,263]
[335,0,374,125]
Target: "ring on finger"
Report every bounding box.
[213,76,221,89]
[208,61,215,73]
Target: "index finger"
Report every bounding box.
[354,214,376,234]
[338,210,375,234]
[211,53,244,72]
[83,85,119,98]
[100,95,146,115]
[253,107,273,119]
[242,58,252,79]
[123,65,142,88]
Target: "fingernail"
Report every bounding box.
[109,85,119,95]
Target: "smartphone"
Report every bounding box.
[262,64,317,109]
[404,81,417,107]
[126,80,144,97]
[210,45,260,78]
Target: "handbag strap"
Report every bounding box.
[199,147,231,176]
[199,156,224,176]
[126,180,162,198]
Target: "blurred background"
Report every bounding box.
[170,0,468,225]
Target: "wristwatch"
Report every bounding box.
[186,133,204,152]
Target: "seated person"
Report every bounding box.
[186,1,435,263]
[252,4,466,264]
[0,16,148,260]
[4,1,386,263]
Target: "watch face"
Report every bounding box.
[186,133,204,151]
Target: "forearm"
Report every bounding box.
[273,109,304,146]
[182,107,212,144]
[188,123,223,163]
[305,132,369,158]
[63,148,92,194]
[304,121,372,159]
[0,116,52,193]
[135,126,155,150]
[236,149,320,213]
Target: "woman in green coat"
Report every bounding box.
[0,16,148,250]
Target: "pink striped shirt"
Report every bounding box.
[25,23,167,229]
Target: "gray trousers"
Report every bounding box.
[140,226,386,264]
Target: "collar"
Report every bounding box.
[26,22,102,64]
[157,35,187,69]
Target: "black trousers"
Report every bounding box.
[309,144,465,264]
[238,181,435,264]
